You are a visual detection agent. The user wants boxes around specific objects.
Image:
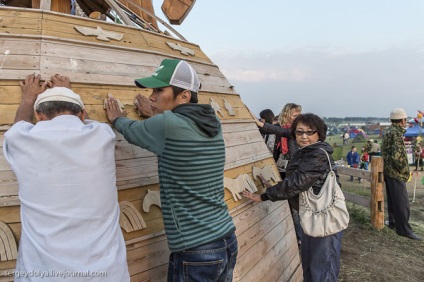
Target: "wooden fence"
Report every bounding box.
[336,156,385,230]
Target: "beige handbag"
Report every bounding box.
[299,148,349,237]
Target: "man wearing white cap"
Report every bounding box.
[3,74,130,281]
[381,108,421,240]
[105,59,238,281]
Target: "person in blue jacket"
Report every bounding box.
[346,146,360,182]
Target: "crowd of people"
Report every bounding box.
[3,58,422,282]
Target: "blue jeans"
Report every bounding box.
[167,232,238,282]
[301,231,343,282]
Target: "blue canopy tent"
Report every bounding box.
[404,124,424,137]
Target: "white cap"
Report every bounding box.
[390,108,407,120]
[34,87,84,110]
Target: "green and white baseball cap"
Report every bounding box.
[135,59,200,93]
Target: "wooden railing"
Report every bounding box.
[336,157,384,230]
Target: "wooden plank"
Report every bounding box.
[0,39,41,56]
[41,15,149,49]
[235,201,290,257]
[0,55,39,70]
[129,263,167,282]
[343,191,370,207]
[336,166,371,181]
[235,211,296,280]
[127,238,170,276]
[41,41,159,69]
[0,11,42,36]
[0,206,20,224]
[161,0,195,25]
[248,236,300,282]
[370,157,384,230]
[40,0,52,10]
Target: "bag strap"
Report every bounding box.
[319,148,332,170]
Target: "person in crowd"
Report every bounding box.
[414,142,423,171]
[367,139,381,161]
[259,109,278,153]
[360,146,369,171]
[104,58,238,281]
[3,74,130,281]
[243,113,344,281]
[346,146,361,182]
[343,131,349,145]
[255,103,303,245]
[381,108,421,240]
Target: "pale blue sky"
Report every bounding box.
[153,1,424,118]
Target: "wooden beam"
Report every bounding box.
[39,0,52,10]
[104,0,137,27]
[370,156,384,230]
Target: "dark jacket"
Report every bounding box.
[259,123,295,161]
[260,141,341,210]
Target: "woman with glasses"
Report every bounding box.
[244,113,344,282]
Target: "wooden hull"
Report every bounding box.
[0,7,302,281]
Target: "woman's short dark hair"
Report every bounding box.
[171,86,198,103]
[290,113,327,141]
[259,109,275,124]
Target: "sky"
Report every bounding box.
[152,1,424,118]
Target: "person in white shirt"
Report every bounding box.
[3,74,129,281]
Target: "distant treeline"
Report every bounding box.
[323,117,388,124]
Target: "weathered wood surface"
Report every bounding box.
[161,0,195,25]
[336,165,371,181]
[0,122,273,205]
[370,157,384,230]
[0,6,301,281]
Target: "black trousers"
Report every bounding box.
[384,174,413,236]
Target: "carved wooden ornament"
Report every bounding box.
[143,189,161,212]
[224,99,236,116]
[252,165,280,184]
[166,42,195,56]
[119,201,147,233]
[0,221,18,261]
[74,26,124,41]
[224,174,258,202]
[210,98,223,116]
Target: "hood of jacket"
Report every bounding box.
[173,104,221,137]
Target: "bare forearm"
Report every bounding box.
[14,98,36,123]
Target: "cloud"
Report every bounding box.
[208,47,424,118]
[220,67,307,82]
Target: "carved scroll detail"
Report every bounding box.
[0,221,18,261]
[119,201,147,233]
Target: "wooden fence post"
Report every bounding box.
[370,156,384,230]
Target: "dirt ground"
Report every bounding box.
[338,170,424,281]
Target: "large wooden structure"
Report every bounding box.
[0,1,302,281]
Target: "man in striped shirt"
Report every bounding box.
[105,59,237,281]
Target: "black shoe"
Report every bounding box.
[384,220,394,230]
[403,233,422,241]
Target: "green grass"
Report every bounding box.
[346,202,371,225]
[326,134,381,161]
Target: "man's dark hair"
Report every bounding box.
[390,119,404,124]
[172,85,199,103]
[36,101,83,119]
[291,113,327,141]
[259,109,275,124]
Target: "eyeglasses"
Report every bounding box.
[295,130,317,136]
